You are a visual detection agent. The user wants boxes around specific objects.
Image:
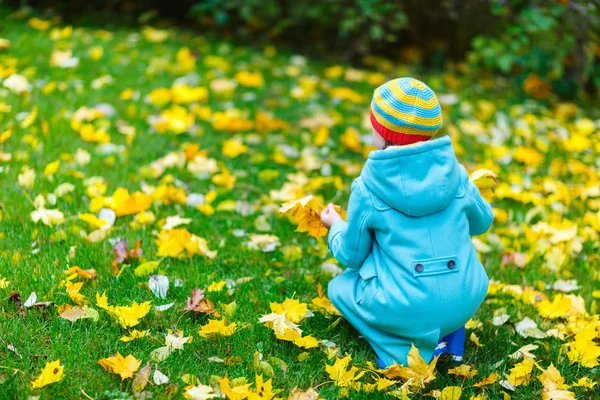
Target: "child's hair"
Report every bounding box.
[383,139,395,149]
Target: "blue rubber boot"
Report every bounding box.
[376,356,387,370]
[432,326,465,363]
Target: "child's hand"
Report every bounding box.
[321,203,343,229]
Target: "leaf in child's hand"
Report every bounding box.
[471,169,498,190]
[280,195,345,238]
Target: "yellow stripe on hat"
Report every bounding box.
[377,83,441,110]
[371,107,438,136]
[373,93,442,127]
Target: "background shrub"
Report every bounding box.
[12,0,600,99]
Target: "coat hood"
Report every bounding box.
[360,136,461,217]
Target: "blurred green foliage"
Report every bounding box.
[468,0,600,100]
[16,0,600,98]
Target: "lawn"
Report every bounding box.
[1,6,599,400]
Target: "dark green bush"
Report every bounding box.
[14,0,600,98]
[467,0,600,99]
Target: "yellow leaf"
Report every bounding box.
[310,296,341,316]
[471,169,498,190]
[199,318,238,338]
[448,364,478,379]
[0,277,10,289]
[0,129,12,144]
[507,359,534,387]
[65,266,97,280]
[248,374,282,400]
[21,106,38,128]
[279,195,345,238]
[473,371,498,387]
[219,376,252,400]
[222,139,248,158]
[383,344,438,388]
[155,229,217,259]
[80,124,110,144]
[98,352,141,380]
[207,280,227,292]
[120,329,148,342]
[440,386,462,400]
[340,127,362,153]
[572,376,596,389]
[78,213,108,229]
[134,261,160,276]
[235,71,264,87]
[31,359,64,389]
[212,166,236,189]
[96,292,151,328]
[65,281,86,305]
[469,332,484,347]
[109,188,153,217]
[325,355,365,387]
[313,126,329,146]
[537,294,574,319]
[270,298,309,323]
[275,329,319,349]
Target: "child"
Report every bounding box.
[321,77,493,369]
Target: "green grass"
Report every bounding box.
[1,6,600,400]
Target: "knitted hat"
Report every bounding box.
[370,77,442,146]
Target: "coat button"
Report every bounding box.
[415,264,424,273]
[447,260,456,269]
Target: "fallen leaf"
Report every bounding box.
[98,353,141,380]
[31,359,64,389]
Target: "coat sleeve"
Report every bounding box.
[466,178,494,236]
[328,179,373,269]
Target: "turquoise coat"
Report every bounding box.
[327,136,492,367]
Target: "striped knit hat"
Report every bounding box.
[370,77,442,146]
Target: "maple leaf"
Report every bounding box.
[184,288,215,315]
[96,292,151,328]
[537,294,573,319]
[279,195,345,238]
[259,312,302,335]
[538,363,575,400]
[156,229,217,259]
[383,344,438,388]
[325,355,365,387]
[269,299,309,323]
[98,353,141,380]
[506,359,534,387]
[199,318,238,338]
[108,188,153,217]
[219,376,252,400]
[31,359,64,389]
